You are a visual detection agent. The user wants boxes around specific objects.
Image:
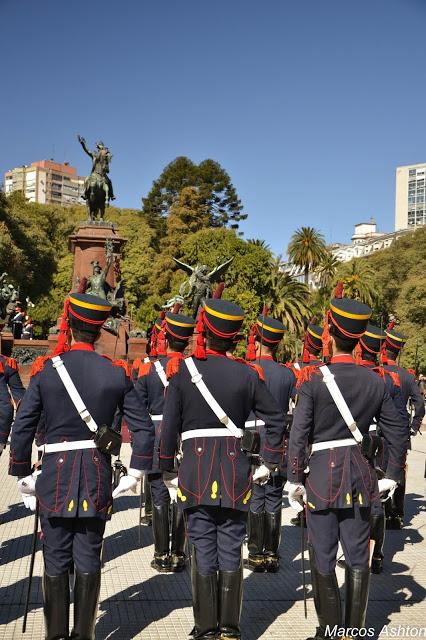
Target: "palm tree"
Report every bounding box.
[247,238,271,251]
[287,227,326,286]
[338,259,377,306]
[267,256,313,334]
[315,250,340,293]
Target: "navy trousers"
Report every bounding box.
[250,476,284,513]
[147,472,170,506]
[40,514,105,575]
[307,502,370,574]
[185,506,247,575]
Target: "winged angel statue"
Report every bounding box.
[172,257,234,317]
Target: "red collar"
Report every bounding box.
[387,359,397,365]
[70,342,95,352]
[206,349,228,358]
[259,355,275,362]
[167,352,184,359]
[331,354,355,364]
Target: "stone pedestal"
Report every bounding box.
[69,222,126,292]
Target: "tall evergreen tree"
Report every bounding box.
[142,156,246,232]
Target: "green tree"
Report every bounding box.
[149,187,210,297]
[142,156,246,232]
[315,250,340,292]
[287,226,326,286]
[268,256,313,334]
[337,259,377,306]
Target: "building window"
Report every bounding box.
[409,169,416,177]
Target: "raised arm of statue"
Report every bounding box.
[77,134,93,158]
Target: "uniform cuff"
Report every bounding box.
[159,457,175,472]
[129,453,153,471]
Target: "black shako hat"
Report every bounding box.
[360,323,386,354]
[385,327,406,352]
[328,297,372,339]
[164,312,196,341]
[202,299,245,337]
[306,323,323,352]
[254,316,286,344]
[68,293,111,330]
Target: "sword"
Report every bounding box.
[22,500,39,633]
[301,506,307,619]
[138,474,146,545]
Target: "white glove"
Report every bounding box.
[252,464,271,485]
[287,482,307,512]
[378,478,397,499]
[112,468,142,498]
[17,474,37,511]
[166,476,179,503]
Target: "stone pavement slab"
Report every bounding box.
[1,436,425,639]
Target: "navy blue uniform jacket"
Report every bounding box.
[134,353,182,470]
[9,344,154,520]
[249,355,294,471]
[288,355,408,512]
[0,355,25,446]
[385,360,425,432]
[159,351,286,512]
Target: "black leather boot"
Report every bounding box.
[218,561,243,639]
[141,481,153,526]
[191,548,218,639]
[344,565,370,630]
[264,510,281,573]
[170,502,186,572]
[42,572,70,640]
[151,503,171,572]
[307,546,341,640]
[70,569,101,640]
[370,514,385,574]
[246,510,265,572]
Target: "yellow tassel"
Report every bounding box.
[346,493,351,505]
[243,490,252,505]
[308,501,316,510]
[82,499,88,512]
[68,499,74,512]
[358,493,363,505]
[177,488,187,502]
[211,481,218,499]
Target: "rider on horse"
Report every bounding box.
[78,135,115,202]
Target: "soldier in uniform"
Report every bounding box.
[9,293,154,640]
[244,313,294,572]
[355,324,408,573]
[0,352,25,457]
[159,299,286,640]
[288,294,408,640]
[383,325,425,527]
[289,323,323,527]
[135,309,196,572]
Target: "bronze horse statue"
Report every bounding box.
[85,174,109,222]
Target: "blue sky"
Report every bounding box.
[1,0,425,256]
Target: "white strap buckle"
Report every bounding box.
[191,373,203,384]
[219,415,229,425]
[79,409,92,423]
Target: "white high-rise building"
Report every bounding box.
[395,163,426,230]
[4,160,85,206]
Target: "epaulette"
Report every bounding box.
[247,362,265,382]
[284,362,301,381]
[112,359,131,378]
[30,355,52,378]
[406,368,416,377]
[296,364,320,387]
[138,361,152,378]
[386,370,401,387]
[5,357,18,370]
[132,358,142,372]
[373,366,385,381]
[166,357,184,380]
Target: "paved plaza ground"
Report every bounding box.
[0,430,425,639]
